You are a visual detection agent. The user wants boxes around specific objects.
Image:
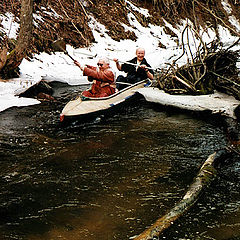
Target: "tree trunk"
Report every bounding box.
[0,47,7,71]
[0,0,33,78]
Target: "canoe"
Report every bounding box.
[60,79,151,122]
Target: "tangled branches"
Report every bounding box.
[156,24,240,99]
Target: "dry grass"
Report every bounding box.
[152,0,188,6]
[145,0,240,37]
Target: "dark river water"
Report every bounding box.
[0,82,240,240]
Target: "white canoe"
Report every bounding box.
[60,79,151,122]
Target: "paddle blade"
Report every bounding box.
[51,40,66,52]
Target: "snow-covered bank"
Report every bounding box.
[0,1,240,114]
[0,93,40,113]
[0,78,41,112]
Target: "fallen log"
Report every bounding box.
[133,151,221,240]
[137,88,240,120]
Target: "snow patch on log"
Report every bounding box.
[137,87,240,119]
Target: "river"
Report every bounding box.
[0,81,240,240]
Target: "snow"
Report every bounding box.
[0,79,40,112]
[222,0,232,14]
[0,1,240,113]
[125,0,150,17]
[0,12,19,39]
[137,88,240,119]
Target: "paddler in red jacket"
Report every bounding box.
[74,58,116,98]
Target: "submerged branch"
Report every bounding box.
[134,152,219,240]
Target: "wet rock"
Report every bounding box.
[37,92,55,101]
[19,80,54,99]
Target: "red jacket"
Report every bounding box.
[83,65,115,88]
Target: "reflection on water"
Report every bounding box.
[0,82,239,240]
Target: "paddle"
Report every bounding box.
[111,58,155,71]
[52,40,155,71]
[52,40,77,61]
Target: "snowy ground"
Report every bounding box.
[0,1,240,113]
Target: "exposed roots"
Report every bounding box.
[156,24,240,99]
